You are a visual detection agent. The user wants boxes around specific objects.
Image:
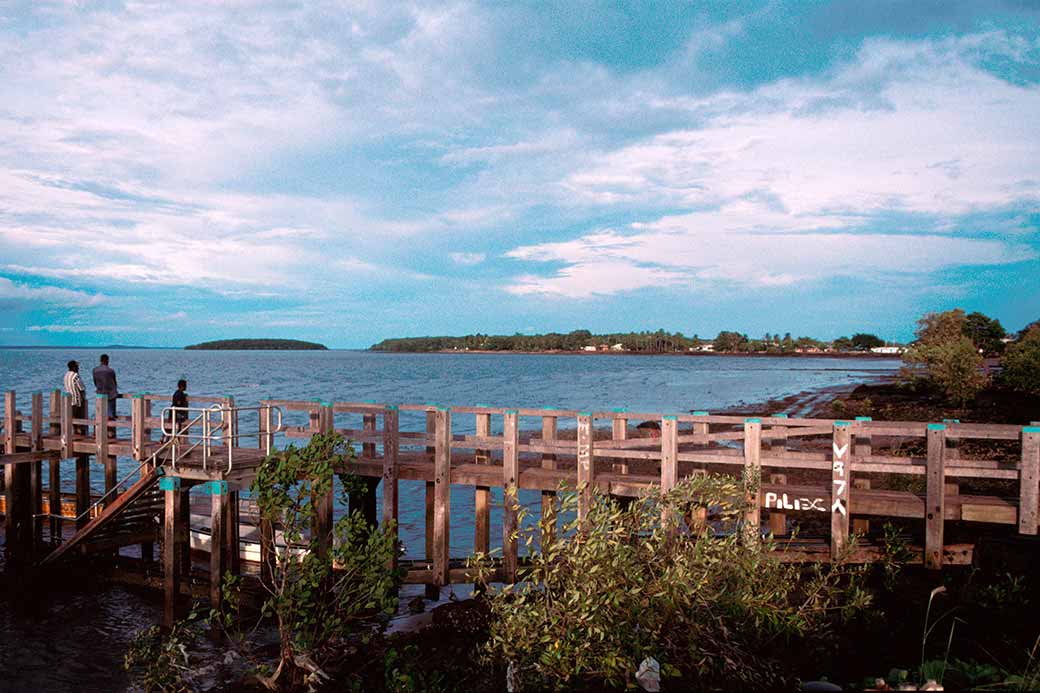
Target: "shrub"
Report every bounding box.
[472,475,870,690]
[249,432,400,688]
[904,310,988,404]
[1002,326,1040,396]
[124,605,205,692]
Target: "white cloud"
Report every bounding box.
[448,252,486,266]
[0,277,106,307]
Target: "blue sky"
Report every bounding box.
[0,1,1038,347]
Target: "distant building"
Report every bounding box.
[695,343,714,352]
[610,343,625,351]
[870,345,904,354]
[582,345,597,352]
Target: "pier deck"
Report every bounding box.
[2,389,1038,625]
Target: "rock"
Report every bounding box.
[920,680,944,691]
[407,596,425,614]
[635,657,661,692]
[801,681,842,691]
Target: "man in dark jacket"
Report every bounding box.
[92,354,119,418]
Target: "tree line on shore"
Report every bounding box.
[370,310,1021,356]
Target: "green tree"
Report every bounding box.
[850,333,885,351]
[1002,326,1040,395]
[963,311,1006,355]
[832,336,853,351]
[713,331,747,352]
[904,309,987,405]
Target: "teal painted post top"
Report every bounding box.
[663,415,677,421]
[385,404,399,411]
[928,423,947,431]
[158,477,180,492]
[578,411,592,418]
[612,407,627,413]
[692,410,709,416]
[855,416,872,421]
[1023,426,1040,433]
[834,420,850,427]
[774,413,788,419]
[745,417,761,424]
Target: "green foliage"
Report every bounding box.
[1002,326,1040,395]
[471,476,870,690]
[904,309,988,404]
[963,311,1007,355]
[877,523,914,592]
[383,644,451,693]
[185,338,328,350]
[251,432,400,686]
[372,329,703,353]
[851,333,885,350]
[124,606,205,692]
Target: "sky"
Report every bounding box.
[1,1,1038,348]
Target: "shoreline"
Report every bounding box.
[372,349,901,359]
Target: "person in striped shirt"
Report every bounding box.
[63,360,87,434]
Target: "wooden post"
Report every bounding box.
[3,392,24,558]
[226,489,240,577]
[209,480,229,615]
[851,478,871,536]
[944,419,960,461]
[140,398,155,561]
[576,413,594,524]
[60,393,72,460]
[1019,426,1039,535]
[424,409,436,567]
[691,411,709,439]
[742,418,763,544]
[259,400,274,455]
[612,408,628,474]
[540,411,558,545]
[768,473,787,536]
[382,406,399,569]
[351,411,379,527]
[831,422,851,560]
[661,416,678,530]
[854,416,872,458]
[131,395,145,462]
[96,395,115,499]
[161,475,183,627]
[771,413,788,457]
[432,407,451,591]
[258,401,274,587]
[502,410,520,582]
[143,398,152,446]
[312,403,334,557]
[30,393,43,549]
[49,390,61,543]
[474,410,491,555]
[75,455,90,531]
[925,424,947,569]
[224,395,238,448]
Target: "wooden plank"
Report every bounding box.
[661,416,678,492]
[30,393,43,549]
[540,412,557,546]
[854,416,872,459]
[226,489,240,576]
[769,473,787,535]
[382,406,399,569]
[96,395,115,498]
[49,390,61,543]
[925,424,947,569]
[312,403,334,557]
[611,409,628,474]
[424,410,436,570]
[210,483,228,613]
[852,477,870,536]
[432,407,451,589]
[163,479,182,627]
[831,422,851,560]
[75,451,90,531]
[474,411,491,555]
[743,418,762,544]
[131,395,145,461]
[502,410,519,582]
[576,413,593,523]
[1019,427,1040,535]
[61,393,73,459]
[771,413,788,457]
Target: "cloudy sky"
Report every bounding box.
[1,1,1038,347]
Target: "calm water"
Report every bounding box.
[0,349,899,689]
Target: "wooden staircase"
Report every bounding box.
[39,467,163,566]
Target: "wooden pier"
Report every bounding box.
[2,389,1039,625]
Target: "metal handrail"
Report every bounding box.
[160,404,284,473]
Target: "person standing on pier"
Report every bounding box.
[172,378,189,432]
[63,360,86,434]
[92,354,119,430]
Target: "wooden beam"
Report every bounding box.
[577,413,593,524]
[382,406,399,569]
[540,412,558,546]
[209,481,229,614]
[30,393,43,549]
[48,390,61,544]
[474,411,491,554]
[611,408,628,474]
[424,410,436,569]
[1019,426,1040,535]
[96,395,115,498]
[163,476,182,628]
[831,422,851,560]
[769,473,787,536]
[743,418,762,544]
[661,415,678,531]
[432,407,451,590]
[502,410,519,582]
[925,424,947,570]
[312,403,334,557]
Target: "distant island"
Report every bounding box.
[185,339,328,351]
[370,329,904,355]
